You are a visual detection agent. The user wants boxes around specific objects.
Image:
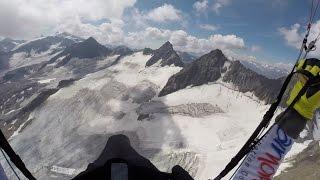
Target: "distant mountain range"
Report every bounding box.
[239,59,290,79]
[0,34,289,106]
[0,38,25,52]
[0,33,313,180]
[177,51,197,64]
[0,33,289,79]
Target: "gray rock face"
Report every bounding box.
[159,49,227,97]
[0,80,42,116]
[223,61,283,104]
[0,51,10,71]
[145,41,184,67]
[51,37,113,68]
[159,49,285,104]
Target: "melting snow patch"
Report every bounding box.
[38,78,56,84]
[50,166,78,176]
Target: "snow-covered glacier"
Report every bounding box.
[1,51,311,180]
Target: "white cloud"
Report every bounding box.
[126,8,148,29]
[212,0,231,14]
[209,34,245,49]
[193,0,209,13]
[56,17,125,45]
[200,24,220,31]
[0,0,246,57]
[0,0,136,39]
[278,23,302,49]
[170,30,189,47]
[124,27,245,55]
[279,21,320,56]
[124,27,171,48]
[146,4,183,23]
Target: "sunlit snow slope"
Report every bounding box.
[2,52,310,180]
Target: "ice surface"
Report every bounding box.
[38,78,56,84]
[9,44,61,69]
[3,52,310,180]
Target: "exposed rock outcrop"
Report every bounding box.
[145,41,184,67]
[51,37,112,68]
[159,49,285,104]
[159,49,227,97]
[223,61,283,104]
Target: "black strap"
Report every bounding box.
[0,130,36,180]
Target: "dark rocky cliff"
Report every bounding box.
[159,49,227,96]
[159,49,285,104]
[146,41,184,67]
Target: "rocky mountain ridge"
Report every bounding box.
[49,37,113,68]
[159,49,284,104]
[0,37,311,180]
[145,41,184,67]
[13,33,83,55]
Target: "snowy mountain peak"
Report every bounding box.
[71,37,111,56]
[85,37,98,44]
[49,37,112,68]
[210,49,222,54]
[13,33,83,55]
[239,59,290,79]
[145,41,184,67]
[199,49,227,63]
[159,49,284,104]
[54,32,83,42]
[159,49,227,97]
[0,38,25,52]
[162,41,174,49]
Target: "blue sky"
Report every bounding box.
[0,0,318,64]
[130,0,314,63]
